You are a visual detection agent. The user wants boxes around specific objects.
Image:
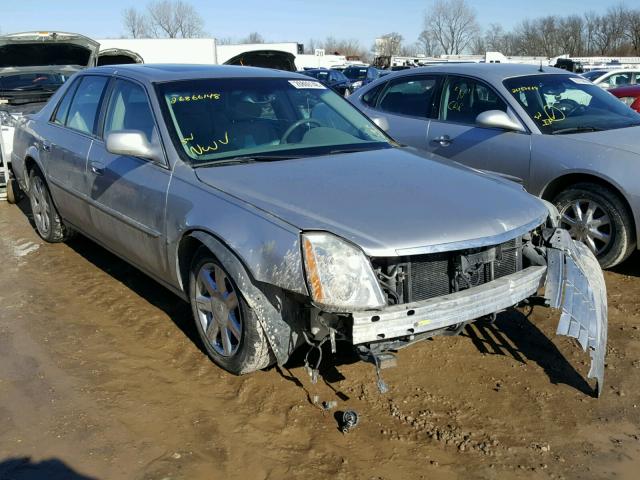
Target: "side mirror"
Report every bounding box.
[599,82,610,89]
[105,130,158,160]
[475,110,524,132]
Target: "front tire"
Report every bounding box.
[28,169,72,243]
[189,247,273,374]
[6,175,19,204]
[554,182,635,268]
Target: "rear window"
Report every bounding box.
[65,76,108,135]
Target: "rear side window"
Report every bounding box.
[104,79,157,144]
[377,76,439,118]
[52,79,80,126]
[65,76,109,135]
[439,76,507,124]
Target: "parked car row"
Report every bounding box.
[8,63,608,395]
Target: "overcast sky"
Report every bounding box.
[2,0,614,47]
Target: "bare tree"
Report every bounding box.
[422,0,479,55]
[122,7,149,38]
[417,30,440,56]
[622,7,640,54]
[241,32,265,44]
[376,32,403,56]
[146,0,205,38]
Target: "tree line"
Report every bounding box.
[121,0,640,59]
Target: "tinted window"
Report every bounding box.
[104,79,156,143]
[377,77,438,118]
[66,76,108,134]
[52,79,80,126]
[439,76,506,124]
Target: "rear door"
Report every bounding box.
[425,75,532,186]
[358,74,440,148]
[85,77,171,277]
[44,75,109,228]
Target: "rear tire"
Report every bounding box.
[28,169,73,243]
[189,246,274,375]
[554,182,635,268]
[6,176,19,204]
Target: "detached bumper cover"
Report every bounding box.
[545,229,608,396]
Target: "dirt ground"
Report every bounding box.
[1,200,639,480]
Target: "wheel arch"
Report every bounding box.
[176,228,299,366]
[540,172,637,246]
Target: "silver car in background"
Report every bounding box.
[11,65,607,394]
[350,64,640,268]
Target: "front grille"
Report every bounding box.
[372,237,523,305]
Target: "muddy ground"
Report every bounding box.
[1,200,639,480]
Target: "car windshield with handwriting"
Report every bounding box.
[158,77,390,164]
[504,74,640,134]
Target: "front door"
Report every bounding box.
[85,78,171,277]
[426,75,532,186]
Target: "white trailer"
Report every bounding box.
[97,38,218,64]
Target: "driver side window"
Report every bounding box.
[439,76,507,125]
[103,79,157,145]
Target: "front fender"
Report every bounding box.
[189,231,301,366]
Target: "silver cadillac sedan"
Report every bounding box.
[350,64,640,268]
[11,65,607,394]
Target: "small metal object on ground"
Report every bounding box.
[341,410,359,433]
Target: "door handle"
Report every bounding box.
[41,141,51,152]
[90,161,105,175]
[433,135,453,147]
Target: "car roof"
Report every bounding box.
[81,64,308,83]
[382,63,571,82]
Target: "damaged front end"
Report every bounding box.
[302,222,608,397]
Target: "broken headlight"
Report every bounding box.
[302,232,386,310]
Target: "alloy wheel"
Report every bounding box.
[30,176,50,236]
[194,262,243,357]
[559,199,612,256]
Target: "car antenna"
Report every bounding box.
[539,61,544,73]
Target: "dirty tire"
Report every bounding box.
[6,176,19,204]
[554,182,635,269]
[189,246,273,375]
[28,169,72,243]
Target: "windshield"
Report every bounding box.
[343,67,368,81]
[0,72,68,92]
[503,74,640,134]
[158,77,390,164]
[581,70,605,80]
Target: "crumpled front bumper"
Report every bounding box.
[351,229,608,396]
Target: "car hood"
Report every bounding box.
[195,148,548,257]
[0,31,99,70]
[560,125,640,155]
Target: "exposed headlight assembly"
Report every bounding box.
[302,232,386,311]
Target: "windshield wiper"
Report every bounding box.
[193,154,303,168]
[552,126,604,135]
